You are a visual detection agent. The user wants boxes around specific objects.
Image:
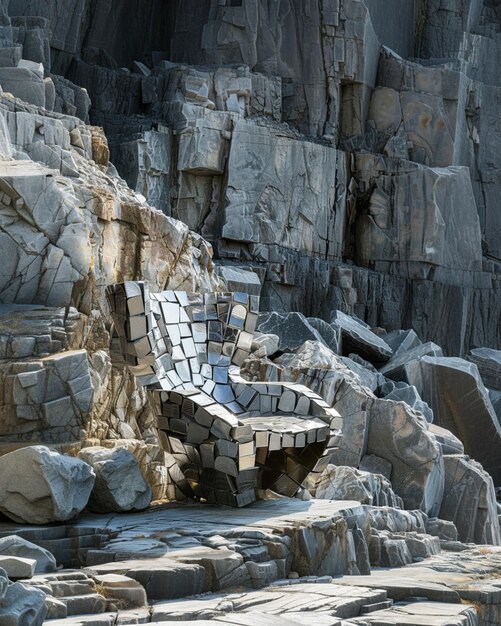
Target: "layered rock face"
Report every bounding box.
[0,1,499,625]
[4,0,497,355]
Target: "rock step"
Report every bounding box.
[0,526,107,568]
[49,580,97,598]
[359,600,394,614]
[60,593,108,615]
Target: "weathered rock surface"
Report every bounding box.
[0,580,47,626]
[440,454,501,545]
[311,465,403,508]
[0,446,95,524]
[366,398,444,515]
[257,312,327,352]
[0,535,57,573]
[0,3,498,625]
[468,347,501,391]
[78,447,152,513]
[0,556,35,580]
[331,310,393,363]
[406,356,501,484]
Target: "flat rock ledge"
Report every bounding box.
[0,499,497,625]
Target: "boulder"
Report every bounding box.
[0,557,35,580]
[312,465,403,508]
[366,398,444,515]
[307,317,341,352]
[257,312,326,352]
[78,447,152,513]
[331,310,393,363]
[439,454,501,545]
[406,356,501,484]
[383,384,434,423]
[468,347,501,391]
[251,333,280,356]
[379,341,443,380]
[0,536,57,574]
[340,355,381,392]
[217,266,262,296]
[92,574,147,609]
[0,446,95,524]
[383,329,422,357]
[0,582,47,626]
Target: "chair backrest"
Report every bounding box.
[106,281,259,391]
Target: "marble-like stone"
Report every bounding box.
[406,356,501,484]
[468,347,501,391]
[366,398,444,515]
[440,454,501,545]
[0,446,95,524]
[383,384,434,423]
[311,465,402,508]
[331,310,393,363]
[251,333,280,357]
[257,312,328,352]
[78,447,152,513]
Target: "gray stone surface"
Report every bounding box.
[0,581,47,625]
[257,312,327,353]
[0,556,35,579]
[0,446,95,524]
[0,535,57,573]
[440,454,501,545]
[383,384,434,424]
[331,310,393,364]
[468,347,501,391]
[311,465,403,508]
[366,398,444,515]
[406,356,501,484]
[251,333,280,357]
[78,447,152,514]
[379,342,444,380]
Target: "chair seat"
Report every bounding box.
[237,415,328,449]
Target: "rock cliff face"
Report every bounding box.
[0,1,501,624]
[4,0,498,355]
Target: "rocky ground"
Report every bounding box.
[0,1,500,625]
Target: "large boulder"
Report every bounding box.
[366,398,444,515]
[331,310,393,364]
[78,447,152,513]
[257,312,327,352]
[0,581,47,626]
[439,455,501,545]
[306,317,341,352]
[0,536,57,574]
[311,465,403,508]
[0,446,95,524]
[406,356,501,484]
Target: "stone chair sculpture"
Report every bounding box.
[106,281,343,506]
